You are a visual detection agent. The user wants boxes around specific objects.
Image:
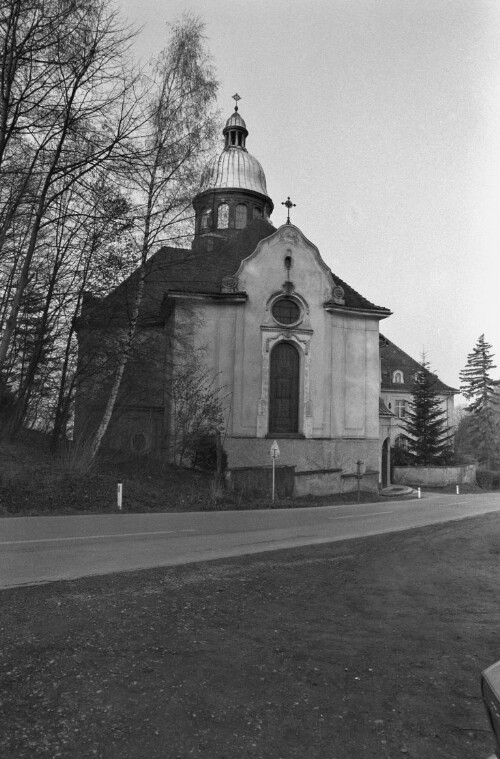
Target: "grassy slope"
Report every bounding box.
[0,434,414,516]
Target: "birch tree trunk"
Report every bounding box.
[83,14,218,464]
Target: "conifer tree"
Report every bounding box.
[404,357,454,465]
[459,335,500,468]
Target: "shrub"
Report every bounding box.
[391,447,415,467]
[476,469,500,491]
[191,433,227,472]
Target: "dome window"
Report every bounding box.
[272,298,301,326]
[217,203,229,229]
[235,204,247,229]
[200,208,211,230]
[253,206,262,219]
[393,370,404,384]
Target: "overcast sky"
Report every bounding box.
[118,0,500,395]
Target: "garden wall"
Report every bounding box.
[393,464,477,488]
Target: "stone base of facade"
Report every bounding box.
[225,436,380,474]
[225,436,381,497]
[226,463,379,498]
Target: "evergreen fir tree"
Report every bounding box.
[404,356,454,465]
[459,335,500,468]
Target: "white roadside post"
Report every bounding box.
[117,483,123,511]
[270,440,280,502]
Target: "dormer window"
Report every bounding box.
[393,370,404,384]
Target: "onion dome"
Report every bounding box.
[198,106,270,197]
[199,149,269,197]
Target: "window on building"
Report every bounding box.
[131,433,147,453]
[393,370,404,384]
[269,342,300,434]
[272,298,301,326]
[253,206,263,219]
[200,208,211,230]
[395,400,408,418]
[235,204,247,229]
[395,435,410,449]
[217,203,229,228]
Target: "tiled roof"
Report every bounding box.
[379,397,393,416]
[78,221,391,326]
[326,272,389,313]
[380,334,457,394]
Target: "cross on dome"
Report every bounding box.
[232,92,241,111]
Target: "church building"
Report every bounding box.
[75,100,454,495]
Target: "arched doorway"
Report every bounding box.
[269,342,300,434]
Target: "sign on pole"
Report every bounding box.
[270,440,280,502]
[270,440,280,459]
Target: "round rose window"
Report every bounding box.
[271,298,300,325]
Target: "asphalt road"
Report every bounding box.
[1,492,500,589]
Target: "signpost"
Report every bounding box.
[270,440,280,502]
[356,460,364,503]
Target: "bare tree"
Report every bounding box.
[168,359,226,467]
[0,0,137,395]
[87,14,218,461]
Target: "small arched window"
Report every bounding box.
[200,208,211,230]
[253,206,263,219]
[217,203,229,229]
[235,204,247,229]
[131,433,147,453]
[393,370,404,384]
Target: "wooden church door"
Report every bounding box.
[269,342,300,434]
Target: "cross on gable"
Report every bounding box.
[281,196,296,224]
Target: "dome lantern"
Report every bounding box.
[222,102,248,149]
